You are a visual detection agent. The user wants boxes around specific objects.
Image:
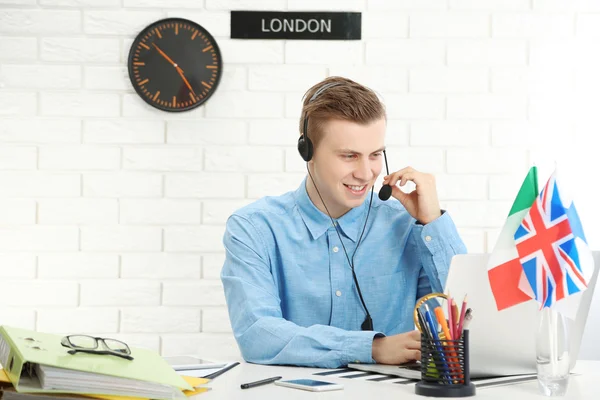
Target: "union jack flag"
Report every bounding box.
[514,172,591,309]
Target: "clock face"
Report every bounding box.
[127,18,222,112]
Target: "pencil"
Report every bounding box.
[456,295,468,338]
[451,299,459,339]
[434,306,452,341]
[446,295,454,341]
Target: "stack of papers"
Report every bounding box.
[0,369,211,399]
[35,365,184,399]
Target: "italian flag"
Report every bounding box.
[487,166,539,311]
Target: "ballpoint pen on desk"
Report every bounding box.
[204,362,240,380]
[240,376,282,389]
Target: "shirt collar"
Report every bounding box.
[293,177,371,242]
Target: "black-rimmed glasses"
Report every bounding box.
[61,335,134,361]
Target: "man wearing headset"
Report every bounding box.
[221,76,466,368]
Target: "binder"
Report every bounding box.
[0,326,193,399]
[0,370,210,400]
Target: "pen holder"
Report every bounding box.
[415,329,476,398]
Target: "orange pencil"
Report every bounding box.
[434,306,452,341]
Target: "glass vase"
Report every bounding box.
[536,307,570,397]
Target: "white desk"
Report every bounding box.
[198,360,600,399]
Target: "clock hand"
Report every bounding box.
[176,67,196,96]
[151,43,180,69]
[152,43,193,95]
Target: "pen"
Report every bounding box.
[240,376,282,389]
[424,304,452,383]
[417,308,431,339]
[463,308,473,330]
[417,308,439,379]
[434,305,461,383]
[204,362,240,380]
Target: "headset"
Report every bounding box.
[298,81,392,331]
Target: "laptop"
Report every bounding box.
[349,252,599,379]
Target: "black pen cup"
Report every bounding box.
[415,329,476,397]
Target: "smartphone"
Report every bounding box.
[274,379,343,392]
[163,355,226,370]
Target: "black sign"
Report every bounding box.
[231,11,361,40]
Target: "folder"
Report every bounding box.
[0,372,210,400]
[0,326,193,399]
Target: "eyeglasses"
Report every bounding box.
[61,335,134,361]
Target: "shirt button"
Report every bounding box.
[425,235,432,242]
[333,246,339,253]
[335,290,342,297]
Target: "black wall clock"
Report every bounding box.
[128,18,222,112]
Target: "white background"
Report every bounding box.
[0,0,599,360]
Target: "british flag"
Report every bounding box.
[514,172,591,309]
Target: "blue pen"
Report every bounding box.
[424,304,452,383]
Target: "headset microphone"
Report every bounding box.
[378,150,392,201]
[378,185,392,201]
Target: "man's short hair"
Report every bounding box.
[299,76,386,151]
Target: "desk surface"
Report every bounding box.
[199,360,599,400]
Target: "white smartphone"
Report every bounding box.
[274,379,344,392]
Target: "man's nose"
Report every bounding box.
[353,158,373,181]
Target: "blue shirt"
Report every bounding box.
[221,178,466,368]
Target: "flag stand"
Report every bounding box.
[536,307,570,397]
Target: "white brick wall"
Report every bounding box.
[38,253,119,279]
[41,37,120,62]
[121,253,201,279]
[1,0,598,361]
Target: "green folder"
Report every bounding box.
[0,325,193,399]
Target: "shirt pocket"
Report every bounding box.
[360,270,407,327]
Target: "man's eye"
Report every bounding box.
[343,154,356,159]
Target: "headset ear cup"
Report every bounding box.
[297,135,313,162]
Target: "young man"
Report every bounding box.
[221,77,466,368]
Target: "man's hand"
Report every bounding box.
[382,166,441,224]
[372,330,421,365]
